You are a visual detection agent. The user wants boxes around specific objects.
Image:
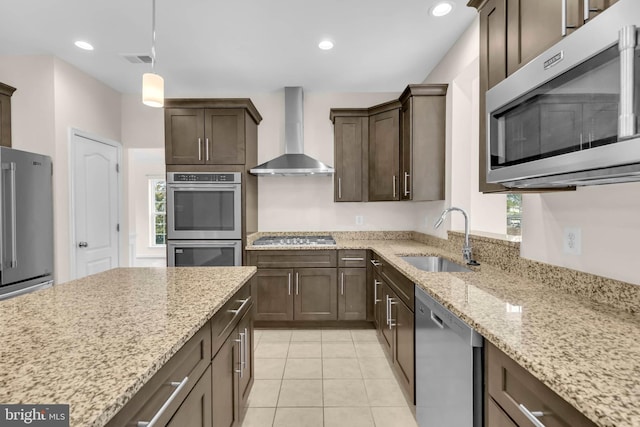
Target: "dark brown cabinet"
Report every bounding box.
[368,102,401,201]
[470,0,617,193]
[338,268,367,320]
[0,82,16,148]
[164,99,261,166]
[212,329,239,427]
[248,251,340,323]
[399,85,447,201]
[486,341,597,427]
[369,251,415,403]
[331,112,368,202]
[168,366,212,427]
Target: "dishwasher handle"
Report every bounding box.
[430,312,445,329]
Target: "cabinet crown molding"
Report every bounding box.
[164,98,262,124]
[467,0,488,11]
[399,84,448,103]
[0,82,17,97]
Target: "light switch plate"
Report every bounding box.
[563,227,582,255]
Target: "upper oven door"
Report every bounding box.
[486,0,640,185]
[167,182,242,240]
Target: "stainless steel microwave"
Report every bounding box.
[486,0,640,188]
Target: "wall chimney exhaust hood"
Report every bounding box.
[250,87,334,176]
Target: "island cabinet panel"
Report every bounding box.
[487,341,597,427]
[167,365,212,427]
[105,323,212,427]
[212,331,239,427]
[487,397,518,427]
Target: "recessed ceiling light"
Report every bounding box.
[74,41,94,51]
[430,1,454,17]
[318,40,334,50]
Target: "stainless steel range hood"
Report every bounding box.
[250,87,334,176]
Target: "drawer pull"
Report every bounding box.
[341,257,364,261]
[388,298,397,330]
[518,404,547,427]
[137,376,189,427]
[370,259,382,267]
[228,297,251,315]
[374,279,382,303]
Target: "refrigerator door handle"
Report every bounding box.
[8,162,16,268]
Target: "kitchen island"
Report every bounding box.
[246,232,640,427]
[0,267,256,427]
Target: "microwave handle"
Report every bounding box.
[619,25,637,139]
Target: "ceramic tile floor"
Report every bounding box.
[241,329,418,427]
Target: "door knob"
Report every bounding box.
[78,242,88,248]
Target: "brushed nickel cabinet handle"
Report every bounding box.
[198,138,202,161]
[295,272,299,295]
[340,272,345,295]
[228,297,251,315]
[288,272,292,295]
[374,279,382,303]
[338,177,342,199]
[341,257,364,261]
[206,138,210,161]
[137,376,189,427]
[404,172,410,196]
[392,175,397,199]
[370,259,382,267]
[518,404,547,427]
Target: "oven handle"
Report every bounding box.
[167,185,239,190]
[169,241,240,248]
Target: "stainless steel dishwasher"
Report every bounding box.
[415,285,483,427]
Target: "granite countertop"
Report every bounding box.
[0,266,256,427]
[247,237,640,427]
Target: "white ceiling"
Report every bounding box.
[0,0,476,96]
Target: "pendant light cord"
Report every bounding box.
[151,0,157,73]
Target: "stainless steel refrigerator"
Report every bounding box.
[0,147,54,300]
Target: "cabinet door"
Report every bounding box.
[369,109,400,201]
[586,0,618,22]
[167,366,212,427]
[334,116,366,202]
[237,307,254,417]
[392,298,415,404]
[338,268,367,320]
[165,108,205,164]
[253,269,294,321]
[487,398,518,427]
[506,0,581,75]
[204,109,245,164]
[399,100,412,201]
[372,273,384,329]
[480,0,507,91]
[211,334,239,427]
[379,283,393,354]
[0,93,12,147]
[294,268,338,321]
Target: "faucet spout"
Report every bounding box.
[433,207,478,265]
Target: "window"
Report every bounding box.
[506,194,522,236]
[149,178,166,246]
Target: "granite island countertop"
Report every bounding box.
[247,236,640,427]
[0,266,256,427]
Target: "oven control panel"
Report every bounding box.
[168,172,241,183]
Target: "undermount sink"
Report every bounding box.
[400,256,473,273]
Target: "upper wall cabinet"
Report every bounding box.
[164,99,262,165]
[469,0,617,193]
[399,85,447,201]
[368,101,401,201]
[0,82,16,148]
[330,110,368,202]
[330,84,447,203]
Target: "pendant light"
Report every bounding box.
[142,0,164,107]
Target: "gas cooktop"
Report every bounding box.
[252,235,336,246]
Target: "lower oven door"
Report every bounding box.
[167,240,242,267]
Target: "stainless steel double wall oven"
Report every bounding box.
[166,172,242,266]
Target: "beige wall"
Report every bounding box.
[0,55,123,284]
[419,17,507,237]
[251,91,427,231]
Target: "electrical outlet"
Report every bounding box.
[355,215,364,225]
[563,227,582,255]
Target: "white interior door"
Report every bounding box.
[72,132,120,279]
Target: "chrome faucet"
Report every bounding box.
[434,207,479,266]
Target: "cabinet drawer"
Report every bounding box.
[106,322,211,427]
[488,397,518,427]
[248,250,337,268]
[487,342,597,427]
[338,250,367,267]
[381,261,414,311]
[369,251,383,271]
[212,283,252,357]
